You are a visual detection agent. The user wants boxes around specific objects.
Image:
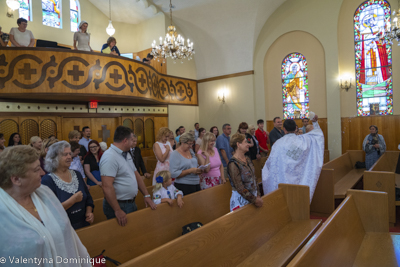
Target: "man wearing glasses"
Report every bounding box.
[9,18,35,47]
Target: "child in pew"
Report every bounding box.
[153,171,184,208]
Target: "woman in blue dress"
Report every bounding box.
[42,141,94,230]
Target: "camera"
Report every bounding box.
[370,139,378,145]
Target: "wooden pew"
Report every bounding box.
[89,185,104,200]
[91,185,154,226]
[77,182,232,264]
[124,184,322,267]
[323,149,330,163]
[288,189,399,267]
[364,151,399,226]
[143,156,157,174]
[311,150,365,215]
[252,157,268,183]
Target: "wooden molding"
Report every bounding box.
[197,70,254,83]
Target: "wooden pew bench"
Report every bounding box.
[91,185,153,225]
[364,151,399,226]
[88,185,104,200]
[143,156,157,174]
[311,150,365,215]
[77,182,232,264]
[123,184,322,267]
[288,189,399,267]
[252,157,268,183]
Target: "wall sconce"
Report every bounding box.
[218,91,226,104]
[339,74,353,91]
[6,0,20,17]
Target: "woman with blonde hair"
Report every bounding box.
[0,146,92,266]
[170,133,202,195]
[29,136,42,152]
[152,127,173,185]
[228,133,263,211]
[196,132,226,190]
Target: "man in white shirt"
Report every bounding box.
[100,126,156,226]
[9,18,35,47]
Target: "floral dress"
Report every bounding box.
[152,141,173,185]
[227,156,259,211]
[197,147,222,190]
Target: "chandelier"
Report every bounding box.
[106,0,115,36]
[151,0,194,63]
[374,0,400,45]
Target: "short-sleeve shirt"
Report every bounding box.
[99,144,138,200]
[10,27,34,47]
[169,150,200,185]
[152,184,183,204]
[73,32,91,51]
[83,153,99,172]
[216,134,233,167]
[78,137,92,152]
[197,147,222,177]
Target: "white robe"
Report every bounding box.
[0,185,92,267]
[262,121,324,202]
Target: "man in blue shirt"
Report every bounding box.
[175,126,185,143]
[79,126,92,156]
[216,124,233,179]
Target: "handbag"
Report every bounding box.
[182,222,203,235]
[92,250,121,267]
[355,161,366,169]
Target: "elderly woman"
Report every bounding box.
[153,127,174,185]
[8,132,22,147]
[170,133,202,195]
[101,36,120,56]
[228,133,263,211]
[0,133,5,153]
[73,21,92,52]
[39,138,59,177]
[196,132,226,190]
[246,125,261,160]
[363,125,386,170]
[29,136,42,153]
[84,140,103,186]
[0,146,91,266]
[194,128,206,153]
[41,141,94,230]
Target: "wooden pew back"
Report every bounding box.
[89,185,104,200]
[288,190,389,267]
[77,182,232,264]
[143,156,157,174]
[252,157,268,183]
[371,151,399,172]
[125,184,321,267]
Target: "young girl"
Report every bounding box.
[153,171,184,208]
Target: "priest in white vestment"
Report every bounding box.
[262,115,324,202]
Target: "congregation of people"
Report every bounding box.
[0,18,154,64]
[0,115,390,264]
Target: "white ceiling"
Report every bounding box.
[91,0,287,79]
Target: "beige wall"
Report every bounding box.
[0,0,165,54]
[168,105,199,136]
[264,31,327,120]
[338,0,400,117]
[197,74,256,133]
[254,0,344,159]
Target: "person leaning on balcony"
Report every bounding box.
[9,18,35,47]
[101,36,120,56]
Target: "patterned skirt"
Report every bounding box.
[199,176,221,190]
[230,190,257,212]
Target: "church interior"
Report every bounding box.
[1,0,400,265]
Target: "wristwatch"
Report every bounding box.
[144,195,151,198]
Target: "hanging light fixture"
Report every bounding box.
[6,0,20,17]
[151,0,194,63]
[106,0,115,36]
[372,0,400,45]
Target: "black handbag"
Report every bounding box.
[182,222,203,235]
[355,161,366,169]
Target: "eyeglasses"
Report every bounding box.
[89,146,99,149]
[186,142,194,146]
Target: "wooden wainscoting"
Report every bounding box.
[341,115,400,153]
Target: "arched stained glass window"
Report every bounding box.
[18,0,32,21]
[354,0,392,116]
[42,0,62,28]
[282,53,309,119]
[70,0,80,32]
